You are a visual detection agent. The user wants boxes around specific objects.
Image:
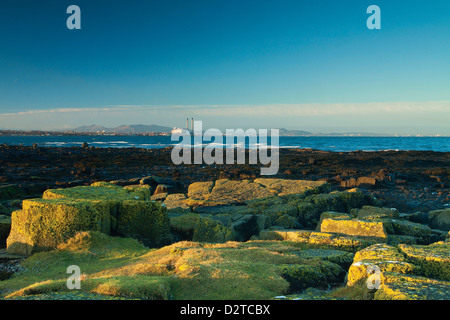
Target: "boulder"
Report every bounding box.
[192,218,234,243]
[206,179,275,205]
[320,218,388,239]
[262,204,298,227]
[374,273,450,300]
[151,192,168,201]
[253,178,329,196]
[154,184,175,195]
[280,260,346,292]
[316,211,353,230]
[428,209,450,231]
[162,194,191,213]
[398,242,450,281]
[0,184,26,200]
[259,229,311,242]
[193,205,256,216]
[0,203,12,215]
[116,200,171,247]
[7,184,169,255]
[274,214,303,229]
[354,206,399,220]
[7,199,111,255]
[293,249,354,269]
[347,243,415,286]
[383,219,432,240]
[231,214,265,242]
[0,215,11,246]
[259,229,378,251]
[185,178,328,206]
[187,181,215,201]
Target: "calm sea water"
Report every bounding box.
[0,135,449,152]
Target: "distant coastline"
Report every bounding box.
[0,125,447,138]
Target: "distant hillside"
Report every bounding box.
[277,128,312,136]
[73,124,173,134]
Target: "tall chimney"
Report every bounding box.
[191,118,194,131]
[186,118,189,130]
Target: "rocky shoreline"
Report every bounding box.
[0,144,449,213]
[0,144,449,300]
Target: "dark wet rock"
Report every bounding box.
[231,214,265,242]
[428,209,450,231]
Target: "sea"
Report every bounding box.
[0,135,449,152]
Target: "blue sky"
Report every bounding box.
[0,0,449,134]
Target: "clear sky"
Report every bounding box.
[0,0,449,134]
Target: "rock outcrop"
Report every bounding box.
[6,183,170,255]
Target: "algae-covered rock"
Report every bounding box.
[7,198,111,255]
[259,229,311,242]
[193,205,256,216]
[274,214,303,229]
[307,189,369,214]
[0,185,26,200]
[0,203,12,215]
[274,287,344,300]
[262,204,298,227]
[428,209,450,231]
[117,200,170,247]
[253,178,329,196]
[296,201,321,229]
[316,211,353,230]
[355,206,399,220]
[374,272,450,300]
[259,228,377,252]
[383,219,433,239]
[347,244,415,286]
[293,249,354,269]
[186,178,327,206]
[280,260,345,292]
[187,181,215,201]
[398,242,450,281]
[0,215,11,246]
[296,189,372,228]
[308,232,378,252]
[320,218,388,239]
[231,214,264,242]
[169,213,201,240]
[123,184,152,201]
[245,196,286,211]
[163,193,191,213]
[206,179,276,205]
[192,217,234,243]
[43,185,144,201]
[7,183,170,255]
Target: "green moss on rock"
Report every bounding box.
[428,209,450,231]
[280,260,345,292]
[320,218,388,239]
[192,218,234,243]
[347,244,415,286]
[398,242,450,281]
[374,272,450,300]
[7,198,111,255]
[117,200,170,247]
[355,206,399,220]
[0,214,12,246]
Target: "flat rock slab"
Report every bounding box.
[398,242,450,281]
[187,178,327,206]
[375,272,450,300]
[320,218,388,239]
[347,243,415,286]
